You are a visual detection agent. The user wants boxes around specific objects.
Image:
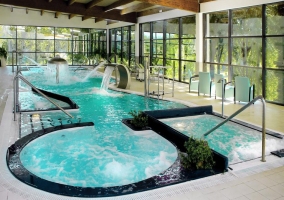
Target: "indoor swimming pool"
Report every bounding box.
[8,66,191,197]
[7,66,282,198]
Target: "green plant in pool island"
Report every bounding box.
[181,137,215,170]
[128,110,148,128]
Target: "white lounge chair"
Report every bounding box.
[234,76,255,103]
[188,69,199,93]
[214,74,234,99]
[198,72,214,97]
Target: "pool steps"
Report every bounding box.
[20,113,82,138]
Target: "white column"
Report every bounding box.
[195,13,204,73]
[135,23,140,60]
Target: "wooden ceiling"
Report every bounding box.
[0,0,212,24]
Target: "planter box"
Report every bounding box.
[122,118,151,131]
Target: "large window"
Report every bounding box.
[181,16,196,82]
[139,15,196,82]
[204,2,284,105]
[266,2,284,104]
[0,25,106,66]
[109,25,135,67]
[141,23,150,66]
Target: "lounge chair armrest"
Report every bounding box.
[249,84,255,100]
[224,81,233,88]
[190,75,199,81]
[249,84,255,92]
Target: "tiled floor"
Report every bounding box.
[0,66,283,200]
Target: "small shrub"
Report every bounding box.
[128,110,148,128]
[181,137,215,170]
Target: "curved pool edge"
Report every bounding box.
[6,121,223,198]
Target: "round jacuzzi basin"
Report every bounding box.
[20,126,178,188]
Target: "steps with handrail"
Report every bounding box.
[203,95,266,162]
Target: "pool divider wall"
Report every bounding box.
[30,87,79,110]
[144,106,213,119]
[143,106,229,171]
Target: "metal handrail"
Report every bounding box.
[13,74,74,120]
[203,95,266,162]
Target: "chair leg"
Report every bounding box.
[234,88,236,104]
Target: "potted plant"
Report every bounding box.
[122,110,150,131]
[0,46,7,67]
[180,136,215,170]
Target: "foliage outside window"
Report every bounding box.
[204,3,284,105]
[0,25,106,66]
[140,15,196,83]
[109,25,135,67]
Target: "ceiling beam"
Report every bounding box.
[0,0,137,23]
[104,0,133,12]
[69,13,77,19]
[137,0,199,12]
[121,3,155,15]
[86,0,104,9]
[82,16,92,21]
[95,17,104,23]
[199,0,215,2]
[137,6,172,17]
[68,0,77,6]
[107,20,118,25]
[55,12,61,18]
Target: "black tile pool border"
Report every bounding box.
[144,106,283,165]
[144,106,229,170]
[6,106,228,198]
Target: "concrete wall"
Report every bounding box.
[200,0,282,13]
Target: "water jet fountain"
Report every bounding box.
[47,55,69,84]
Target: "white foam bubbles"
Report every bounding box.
[145,151,177,178]
[102,159,136,186]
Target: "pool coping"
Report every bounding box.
[6,116,226,198]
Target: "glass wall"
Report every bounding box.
[0,25,106,66]
[181,16,196,82]
[204,2,284,105]
[109,25,135,67]
[266,2,284,104]
[140,23,150,66]
[139,15,196,82]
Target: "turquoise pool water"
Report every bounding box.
[20,127,177,187]
[161,115,284,164]
[19,67,187,187]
